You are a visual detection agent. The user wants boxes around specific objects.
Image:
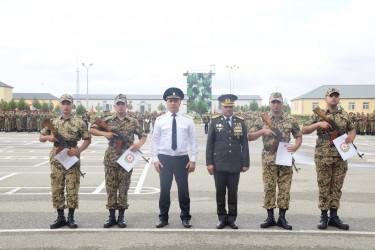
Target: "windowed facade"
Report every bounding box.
[363,102,369,110]
[348,102,355,110]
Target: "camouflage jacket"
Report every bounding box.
[41,116,91,149]
[250,112,302,165]
[303,108,355,158]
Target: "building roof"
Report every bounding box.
[0,81,13,88]
[13,93,59,100]
[292,85,375,100]
[73,94,262,101]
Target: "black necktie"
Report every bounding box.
[226,117,231,128]
[172,114,177,150]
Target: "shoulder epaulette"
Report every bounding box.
[235,116,244,120]
[212,115,220,119]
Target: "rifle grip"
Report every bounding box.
[270,140,279,153]
[330,130,338,145]
[116,140,123,155]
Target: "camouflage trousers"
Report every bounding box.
[105,165,132,210]
[315,156,348,210]
[50,160,81,209]
[262,163,293,210]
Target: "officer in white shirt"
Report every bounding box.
[151,87,198,228]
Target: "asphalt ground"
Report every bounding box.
[0,126,375,249]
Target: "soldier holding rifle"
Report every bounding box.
[89,94,147,228]
[248,92,302,230]
[39,94,91,229]
[302,88,356,230]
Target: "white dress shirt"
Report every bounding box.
[223,115,233,127]
[151,111,198,163]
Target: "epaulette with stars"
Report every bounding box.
[235,116,244,120]
[212,115,220,119]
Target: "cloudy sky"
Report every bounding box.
[0,0,374,104]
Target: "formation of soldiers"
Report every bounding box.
[0,109,56,132]
[350,112,375,135]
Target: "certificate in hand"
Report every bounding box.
[275,142,293,166]
[333,134,357,161]
[53,148,79,170]
[117,147,142,172]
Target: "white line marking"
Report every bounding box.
[92,181,106,194]
[134,157,152,194]
[5,187,21,194]
[0,228,373,235]
[0,173,18,181]
[33,161,50,167]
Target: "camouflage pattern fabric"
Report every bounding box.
[250,111,301,209]
[91,115,146,210]
[316,156,347,210]
[41,116,91,209]
[304,108,354,210]
[186,72,213,113]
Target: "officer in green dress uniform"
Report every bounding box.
[206,94,250,229]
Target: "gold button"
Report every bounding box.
[229,150,231,153]
[229,130,231,133]
[229,137,231,140]
[229,143,231,146]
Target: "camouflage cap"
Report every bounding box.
[269,92,283,102]
[60,94,73,103]
[114,94,127,104]
[326,88,340,96]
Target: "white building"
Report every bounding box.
[73,94,262,114]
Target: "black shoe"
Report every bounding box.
[117,209,126,228]
[229,221,239,229]
[182,220,192,228]
[328,208,349,230]
[156,220,168,228]
[67,208,77,229]
[104,209,117,228]
[50,209,67,229]
[276,209,292,230]
[317,210,328,230]
[260,209,277,228]
[216,220,226,229]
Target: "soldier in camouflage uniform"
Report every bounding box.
[302,88,356,230]
[248,92,302,230]
[39,94,91,229]
[0,109,4,131]
[89,94,147,228]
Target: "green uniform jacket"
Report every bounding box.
[206,115,250,173]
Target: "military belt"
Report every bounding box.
[318,134,331,140]
[108,141,129,149]
[54,141,77,147]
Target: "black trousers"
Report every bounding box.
[158,154,191,221]
[214,171,240,223]
[204,123,209,134]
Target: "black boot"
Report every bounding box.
[260,209,276,228]
[50,209,67,229]
[117,209,127,228]
[104,209,117,228]
[276,209,292,230]
[317,210,328,229]
[328,208,349,230]
[67,208,78,229]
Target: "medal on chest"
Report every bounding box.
[234,123,243,139]
[216,123,224,132]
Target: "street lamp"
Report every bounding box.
[226,65,239,94]
[82,62,93,111]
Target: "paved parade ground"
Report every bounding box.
[1,125,375,249]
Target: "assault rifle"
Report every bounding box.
[313,106,363,158]
[261,113,301,173]
[94,119,150,163]
[44,119,86,178]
